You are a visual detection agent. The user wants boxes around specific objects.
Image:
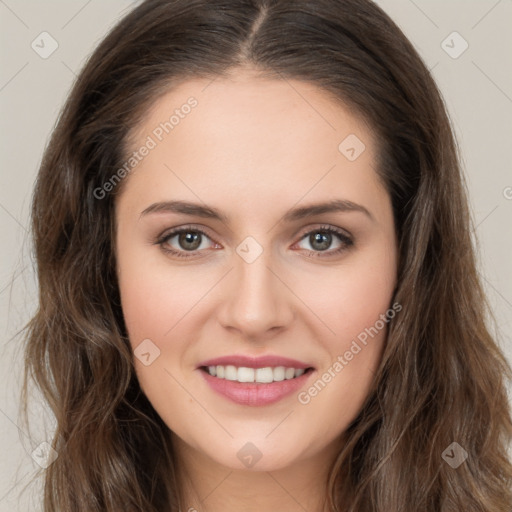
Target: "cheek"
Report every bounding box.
[294,243,396,417]
[117,262,198,412]
[335,267,394,340]
[117,243,202,345]
[294,281,394,440]
[303,243,397,349]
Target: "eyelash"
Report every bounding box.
[154,224,354,259]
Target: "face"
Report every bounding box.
[115,68,398,474]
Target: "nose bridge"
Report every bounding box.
[218,240,292,337]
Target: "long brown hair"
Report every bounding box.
[21,0,512,510]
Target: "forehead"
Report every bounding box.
[130,71,373,154]
[118,70,388,221]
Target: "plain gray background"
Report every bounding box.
[1,0,511,509]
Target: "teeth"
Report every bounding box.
[255,367,273,383]
[206,365,308,383]
[273,366,285,381]
[225,365,238,381]
[238,367,255,382]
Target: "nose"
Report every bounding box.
[217,249,294,341]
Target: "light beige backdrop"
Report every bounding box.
[1,0,511,509]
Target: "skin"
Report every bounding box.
[115,67,398,511]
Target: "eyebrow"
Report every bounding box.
[139,198,374,223]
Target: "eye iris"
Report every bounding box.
[179,232,201,250]
[310,232,331,251]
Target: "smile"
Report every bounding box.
[202,365,311,383]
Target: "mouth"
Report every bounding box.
[196,355,316,406]
[199,365,315,383]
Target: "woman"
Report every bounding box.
[21,0,512,510]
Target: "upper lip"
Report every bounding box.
[197,354,313,370]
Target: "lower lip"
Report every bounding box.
[199,368,314,406]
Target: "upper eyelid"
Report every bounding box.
[159,224,217,243]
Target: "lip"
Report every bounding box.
[197,354,312,370]
[199,367,315,406]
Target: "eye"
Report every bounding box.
[155,225,217,258]
[293,225,354,258]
